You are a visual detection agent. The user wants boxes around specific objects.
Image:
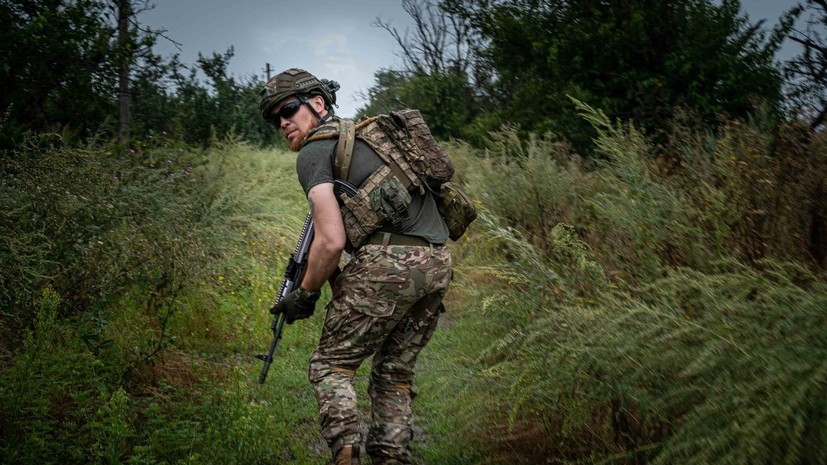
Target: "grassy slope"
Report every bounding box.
[174,145,497,465]
[3,118,824,465]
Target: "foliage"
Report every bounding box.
[0,0,120,147]
[1,134,210,326]
[358,0,484,141]
[782,0,827,129]
[130,48,280,148]
[447,101,827,463]
[356,69,409,117]
[366,0,789,150]
[2,105,826,463]
[3,1,827,457]
[0,136,311,463]
[476,254,826,464]
[0,0,277,151]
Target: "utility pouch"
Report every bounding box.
[436,181,477,241]
[370,175,412,227]
[340,165,411,248]
[340,196,381,250]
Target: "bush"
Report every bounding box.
[0,135,310,463]
[475,257,826,464]
[450,103,827,463]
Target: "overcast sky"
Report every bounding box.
[139,0,802,118]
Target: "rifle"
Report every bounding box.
[256,211,314,384]
[256,179,357,384]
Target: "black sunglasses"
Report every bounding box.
[270,99,305,126]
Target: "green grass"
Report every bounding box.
[440,105,827,464]
[0,137,497,464]
[2,109,826,464]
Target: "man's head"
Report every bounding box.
[270,94,327,151]
[259,68,340,151]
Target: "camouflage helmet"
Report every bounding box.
[259,68,338,121]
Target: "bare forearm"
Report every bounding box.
[301,240,342,291]
[300,183,346,291]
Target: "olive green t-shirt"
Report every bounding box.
[296,137,449,245]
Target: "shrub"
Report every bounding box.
[451,102,827,463]
[0,136,310,463]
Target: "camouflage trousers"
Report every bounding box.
[308,242,452,464]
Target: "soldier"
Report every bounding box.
[260,68,452,465]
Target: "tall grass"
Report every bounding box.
[447,102,827,464]
[0,134,326,464]
[2,103,825,464]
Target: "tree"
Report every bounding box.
[374,0,476,77]
[464,0,785,148]
[107,0,180,149]
[116,0,133,147]
[361,0,481,140]
[366,0,787,150]
[783,0,827,129]
[129,48,278,147]
[357,69,409,117]
[0,0,120,147]
[0,0,165,149]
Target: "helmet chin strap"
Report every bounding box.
[299,96,332,124]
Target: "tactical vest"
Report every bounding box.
[302,109,477,248]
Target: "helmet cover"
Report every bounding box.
[259,68,338,121]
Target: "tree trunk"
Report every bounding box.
[117,0,131,151]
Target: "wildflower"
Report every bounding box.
[218,276,224,281]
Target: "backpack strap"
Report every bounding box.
[333,119,356,180]
[317,115,416,192]
[302,120,339,146]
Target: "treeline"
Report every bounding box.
[360,0,825,150]
[0,0,278,150]
[3,0,826,154]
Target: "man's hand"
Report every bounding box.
[270,287,321,324]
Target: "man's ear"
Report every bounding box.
[311,95,326,112]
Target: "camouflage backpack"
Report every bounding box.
[303,109,477,245]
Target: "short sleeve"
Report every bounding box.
[295,139,336,195]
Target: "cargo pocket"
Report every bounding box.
[354,268,409,318]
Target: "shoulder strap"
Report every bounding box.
[301,120,339,147]
[333,119,356,180]
[317,115,417,192]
